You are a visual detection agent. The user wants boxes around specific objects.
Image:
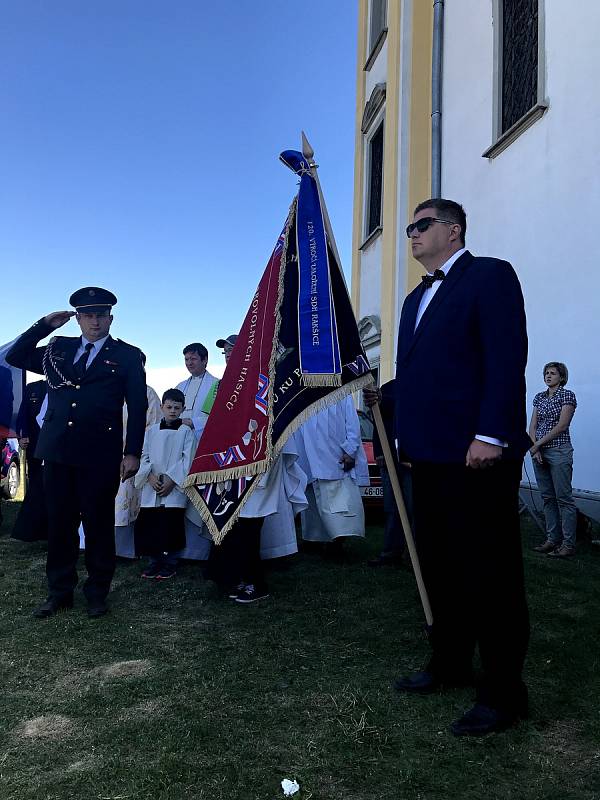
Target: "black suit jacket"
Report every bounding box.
[395,250,530,464]
[7,319,147,467]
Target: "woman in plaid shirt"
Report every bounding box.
[529,362,577,557]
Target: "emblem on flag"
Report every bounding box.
[213,445,245,468]
[255,373,269,415]
[347,355,371,376]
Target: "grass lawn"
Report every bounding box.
[0,501,599,800]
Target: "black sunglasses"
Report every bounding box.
[406,217,455,238]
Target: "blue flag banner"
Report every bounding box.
[0,337,25,438]
[280,149,341,387]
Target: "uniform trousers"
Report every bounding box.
[411,458,529,714]
[44,460,121,603]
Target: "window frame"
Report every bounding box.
[483,0,548,159]
[364,118,385,243]
[365,0,387,71]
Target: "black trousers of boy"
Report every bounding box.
[207,517,265,590]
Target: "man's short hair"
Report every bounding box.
[162,388,185,405]
[414,198,467,245]
[183,343,208,361]
[543,362,569,386]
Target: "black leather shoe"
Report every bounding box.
[32,597,73,619]
[87,600,109,618]
[394,670,473,694]
[450,703,522,737]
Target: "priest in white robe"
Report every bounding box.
[176,342,219,441]
[294,395,369,544]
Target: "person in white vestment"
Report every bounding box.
[294,395,369,550]
[176,342,219,442]
[134,389,196,579]
[173,342,220,561]
[114,384,162,557]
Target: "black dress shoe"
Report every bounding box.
[32,597,73,619]
[394,670,473,694]
[450,703,522,737]
[87,600,109,618]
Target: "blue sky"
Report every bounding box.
[1,1,358,391]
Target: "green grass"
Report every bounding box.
[1,500,599,800]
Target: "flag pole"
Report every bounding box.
[301,132,433,628]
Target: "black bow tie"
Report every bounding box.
[421,269,445,289]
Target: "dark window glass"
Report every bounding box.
[369,0,387,53]
[502,0,538,132]
[367,122,384,236]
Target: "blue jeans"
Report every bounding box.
[533,444,576,549]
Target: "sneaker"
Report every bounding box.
[228,582,247,599]
[155,568,176,580]
[533,540,558,554]
[234,584,270,604]
[141,566,161,579]
[547,545,575,558]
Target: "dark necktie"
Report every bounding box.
[74,342,94,378]
[421,269,445,289]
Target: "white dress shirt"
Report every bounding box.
[414,247,466,329]
[73,334,110,367]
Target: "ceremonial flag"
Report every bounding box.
[0,337,25,438]
[183,146,372,542]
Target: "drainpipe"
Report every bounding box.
[431,0,444,198]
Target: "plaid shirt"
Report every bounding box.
[533,386,577,448]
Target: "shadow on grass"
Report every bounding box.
[0,503,599,800]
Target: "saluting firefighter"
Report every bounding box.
[7,287,147,618]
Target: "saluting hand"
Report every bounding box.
[44,311,76,329]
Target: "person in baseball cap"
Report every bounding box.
[215,334,237,364]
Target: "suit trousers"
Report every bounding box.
[411,458,529,713]
[43,460,121,603]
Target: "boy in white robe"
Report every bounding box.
[295,395,369,549]
[134,389,196,579]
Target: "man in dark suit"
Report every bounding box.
[7,287,147,618]
[366,199,530,736]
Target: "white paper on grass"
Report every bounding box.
[281,778,300,796]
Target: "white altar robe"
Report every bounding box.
[114,386,162,557]
[294,396,368,542]
[134,422,196,509]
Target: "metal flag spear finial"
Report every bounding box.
[299,131,433,628]
[301,130,315,163]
